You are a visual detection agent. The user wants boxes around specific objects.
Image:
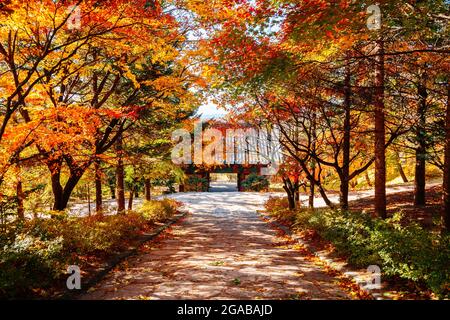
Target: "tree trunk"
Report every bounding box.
[442,82,450,231]
[340,57,352,210]
[317,183,334,208]
[297,159,335,209]
[87,184,91,217]
[145,178,151,201]
[309,113,317,209]
[47,156,88,211]
[339,179,349,211]
[414,147,426,206]
[294,176,300,206]
[285,189,296,210]
[309,177,315,209]
[414,78,427,206]
[128,186,134,211]
[51,173,83,211]
[109,182,115,199]
[51,178,64,211]
[395,152,408,183]
[374,40,387,219]
[282,178,296,210]
[365,171,372,187]
[116,134,125,214]
[237,172,242,192]
[16,180,25,220]
[94,160,103,215]
[50,160,65,211]
[287,192,295,210]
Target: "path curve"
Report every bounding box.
[82,192,350,300]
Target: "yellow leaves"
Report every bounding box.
[185,0,218,19]
[122,65,140,89]
[26,106,102,157]
[281,38,342,64]
[201,64,217,80]
[147,76,183,94]
[0,0,200,186]
[148,38,179,65]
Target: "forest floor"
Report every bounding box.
[348,184,442,228]
[81,192,352,300]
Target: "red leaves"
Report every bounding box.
[325,29,333,39]
[102,109,124,120]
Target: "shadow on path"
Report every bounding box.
[82,192,350,300]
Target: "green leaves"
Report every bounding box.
[267,200,450,297]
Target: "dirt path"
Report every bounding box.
[82,192,350,300]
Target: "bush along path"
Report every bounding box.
[59,211,188,300]
[259,214,377,300]
[263,197,450,299]
[0,199,183,299]
[82,192,361,300]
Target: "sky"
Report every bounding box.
[196,101,228,119]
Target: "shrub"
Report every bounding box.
[0,234,64,298]
[138,198,180,222]
[306,210,380,267]
[242,174,269,192]
[0,196,19,244]
[185,176,209,192]
[0,198,181,298]
[24,213,143,255]
[265,196,296,223]
[62,214,145,254]
[370,218,450,295]
[265,199,450,297]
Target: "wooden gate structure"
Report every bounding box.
[175,120,282,192]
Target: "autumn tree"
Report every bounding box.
[0,1,202,211]
[189,0,448,218]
